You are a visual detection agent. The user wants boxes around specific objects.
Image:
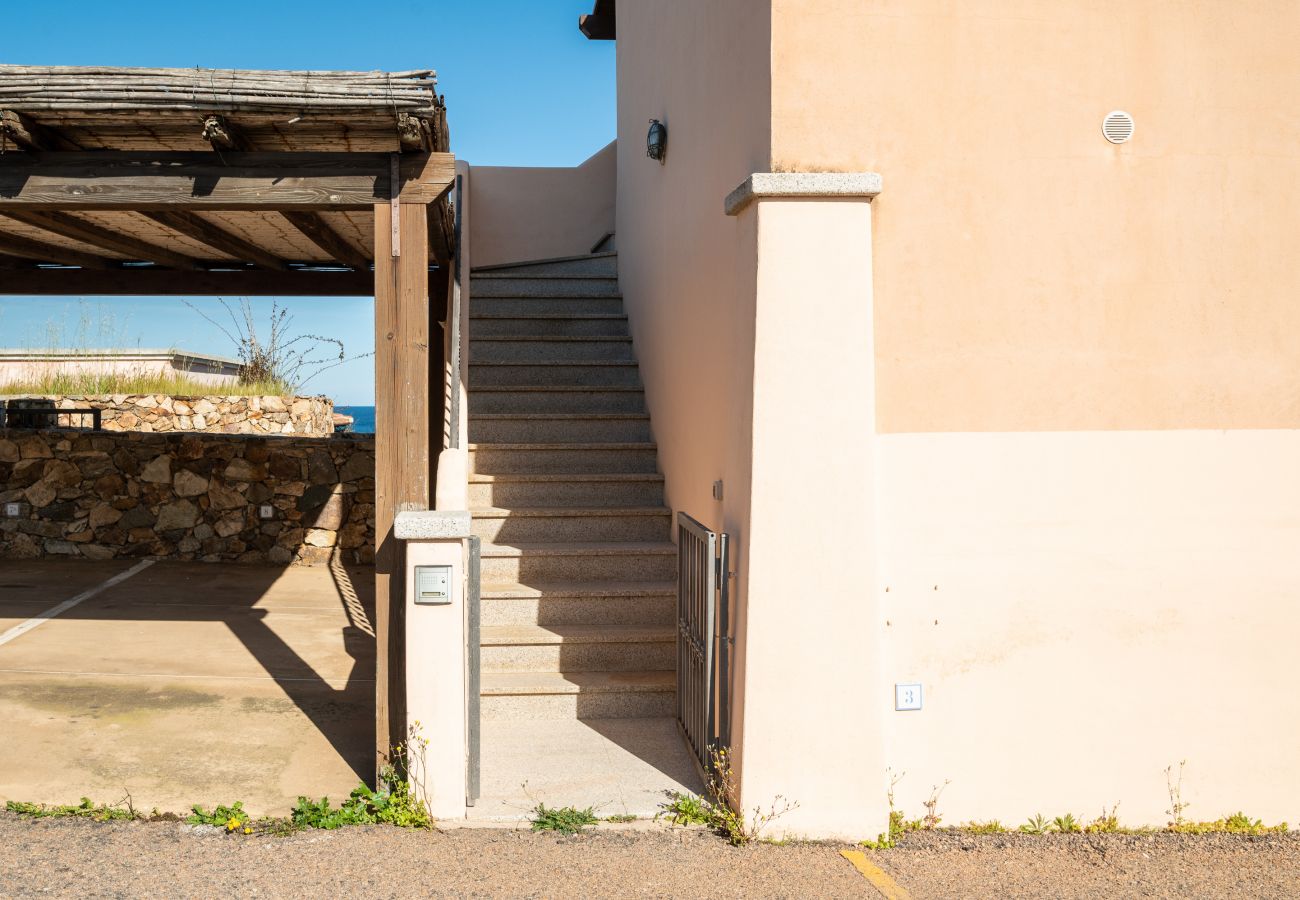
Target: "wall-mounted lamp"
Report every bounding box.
[646,119,667,163]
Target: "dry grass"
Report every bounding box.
[0,372,290,397]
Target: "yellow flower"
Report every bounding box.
[226,817,241,831]
[243,827,252,835]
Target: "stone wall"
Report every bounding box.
[1,394,334,436]
[0,429,374,565]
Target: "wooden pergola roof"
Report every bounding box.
[0,66,454,295]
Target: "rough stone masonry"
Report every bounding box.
[0,429,375,565]
[1,394,334,436]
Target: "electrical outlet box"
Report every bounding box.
[414,565,453,605]
[895,683,923,711]
[259,505,274,519]
[4,503,20,517]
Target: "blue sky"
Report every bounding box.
[0,1,615,405]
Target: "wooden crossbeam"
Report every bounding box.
[0,109,82,152]
[281,211,371,270]
[144,211,288,271]
[199,120,372,271]
[0,151,455,210]
[1,210,203,270]
[0,229,115,268]
[0,267,380,295]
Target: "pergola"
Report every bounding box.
[0,65,457,767]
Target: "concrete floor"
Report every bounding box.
[0,559,374,816]
[0,558,701,822]
[473,717,703,821]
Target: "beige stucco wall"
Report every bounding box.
[772,0,1300,434]
[878,429,1300,826]
[0,352,239,387]
[468,142,616,267]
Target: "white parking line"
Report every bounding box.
[0,559,155,648]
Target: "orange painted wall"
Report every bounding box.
[772,0,1300,432]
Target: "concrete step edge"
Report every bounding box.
[480,541,676,558]
[469,442,656,450]
[470,313,628,320]
[481,580,675,598]
[473,382,644,390]
[470,332,631,340]
[470,473,663,483]
[472,506,671,519]
[471,273,618,281]
[481,671,676,696]
[481,624,676,646]
[471,413,649,421]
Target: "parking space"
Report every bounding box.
[0,560,374,816]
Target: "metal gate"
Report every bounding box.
[676,512,731,772]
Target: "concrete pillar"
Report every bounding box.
[395,509,471,820]
[724,173,886,840]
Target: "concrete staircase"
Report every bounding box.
[469,251,676,720]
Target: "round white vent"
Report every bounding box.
[1102,110,1135,144]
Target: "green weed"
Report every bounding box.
[530,803,599,834]
[6,797,138,823]
[1020,814,1052,835]
[965,819,1008,834]
[660,791,713,827]
[604,813,638,824]
[1053,813,1081,834]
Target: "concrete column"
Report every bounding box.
[395,509,471,820]
[724,173,886,840]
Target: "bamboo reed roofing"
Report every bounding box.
[0,66,452,286]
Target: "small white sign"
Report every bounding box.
[895,683,923,711]
[4,503,20,517]
[259,505,274,519]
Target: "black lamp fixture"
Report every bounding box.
[646,119,667,163]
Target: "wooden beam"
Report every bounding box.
[0,110,82,152]
[144,211,288,271]
[373,199,431,769]
[0,266,378,295]
[0,230,116,269]
[0,151,456,210]
[200,121,372,271]
[281,211,372,270]
[1,210,204,270]
[201,114,253,152]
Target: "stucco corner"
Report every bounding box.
[724,172,883,216]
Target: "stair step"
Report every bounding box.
[472,251,617,277]
[481,580,675,627]
[469,386,646,414]
[481,671,676,720]
[471,506,671,542]
[470,314,630,337]
[479,541,676,581]
[470,413,651,443]
[470,361,641,387]
[470,275,620,298]
[472,297,625,316]
[469,442,660,474]
[469,336,635,363]
[469,473,664,507]
[481,624,675,673]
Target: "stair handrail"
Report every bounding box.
[435,160,471,511]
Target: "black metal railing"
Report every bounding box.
[677,512,732,773]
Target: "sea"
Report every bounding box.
[335,405,376,434]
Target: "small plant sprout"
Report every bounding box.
[1020,814,1052,835]
[1165,760,1190,827]
[1086,804,1123,834]
[966,820,1007,834]
[657,747,798,846]
[921,780,951,829]
[1053,813,1081,834]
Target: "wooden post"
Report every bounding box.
[373,198,431,773]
